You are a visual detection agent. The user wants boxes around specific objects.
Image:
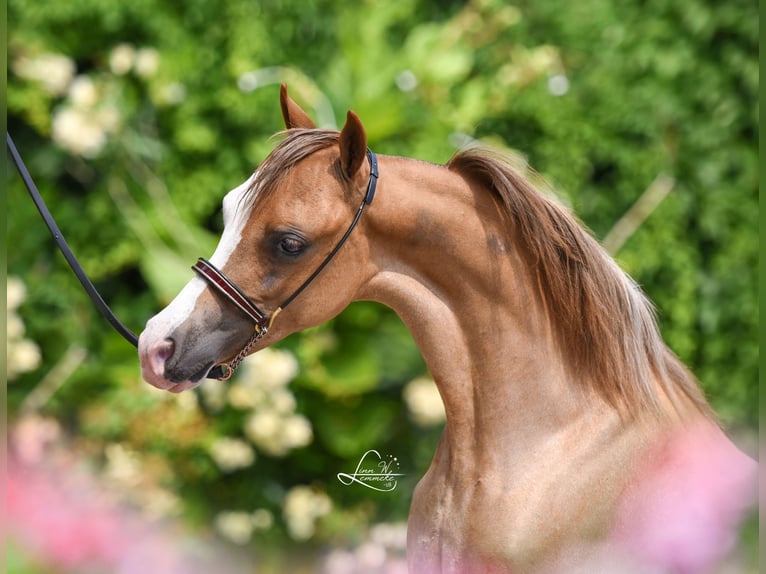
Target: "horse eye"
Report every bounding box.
[279,236,305,255]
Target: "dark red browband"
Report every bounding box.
[192,258,269,330]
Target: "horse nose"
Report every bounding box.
[147,338,175,378]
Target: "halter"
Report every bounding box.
[193,148,379,381]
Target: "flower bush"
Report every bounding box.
[7,0,757,571]
[8,416,251,574]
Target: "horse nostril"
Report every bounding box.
[148,339,176,377]
[156,339,175,362]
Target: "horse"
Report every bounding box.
[138,85,756,573]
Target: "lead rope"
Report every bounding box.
[6,133,143,347]
[7,132,223,381]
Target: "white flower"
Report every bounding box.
[51,103,121,158]
[7,339,42,379]
[7,277,27,310]
[402,376,446,427]
[234,349,310,456]
[109,43,135,75]
[251,508,273,530]
[395,70,418,92]
[69,75,99,108]
[214,511,254,545]
[239,347,299,389]
[269,387,297,414]
[281,415,313,449]
[52,107,107,158]
[243,407,312,456]
[6,277,40,380]
[134,47,160,77]
[246,409,281,440]
[244,409,286,455]
[227,381,266,410]
[210,437,256,472]
[13,53,75,95]
[283,486,332,541]
[547,74,570,96]
[7,314,24,340]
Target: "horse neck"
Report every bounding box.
[358,156,611,464]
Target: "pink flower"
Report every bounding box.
[7,457,249,574]
[612,423,757,573]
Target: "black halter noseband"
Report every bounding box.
[193,148,379,380]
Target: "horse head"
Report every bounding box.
[138,86,377,392]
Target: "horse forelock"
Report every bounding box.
[244,129,341,209]
[446,147,712,419]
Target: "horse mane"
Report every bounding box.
[447,146,712,418]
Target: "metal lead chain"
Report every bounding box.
[213,327,268,381]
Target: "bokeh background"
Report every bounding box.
[7,0,758,572]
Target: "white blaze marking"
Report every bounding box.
[210,174,255,267]
[142,173,257,342]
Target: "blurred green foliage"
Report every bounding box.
[7,0,757,568]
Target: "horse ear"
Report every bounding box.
[279,84,316,129]
[339,110,367,180]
